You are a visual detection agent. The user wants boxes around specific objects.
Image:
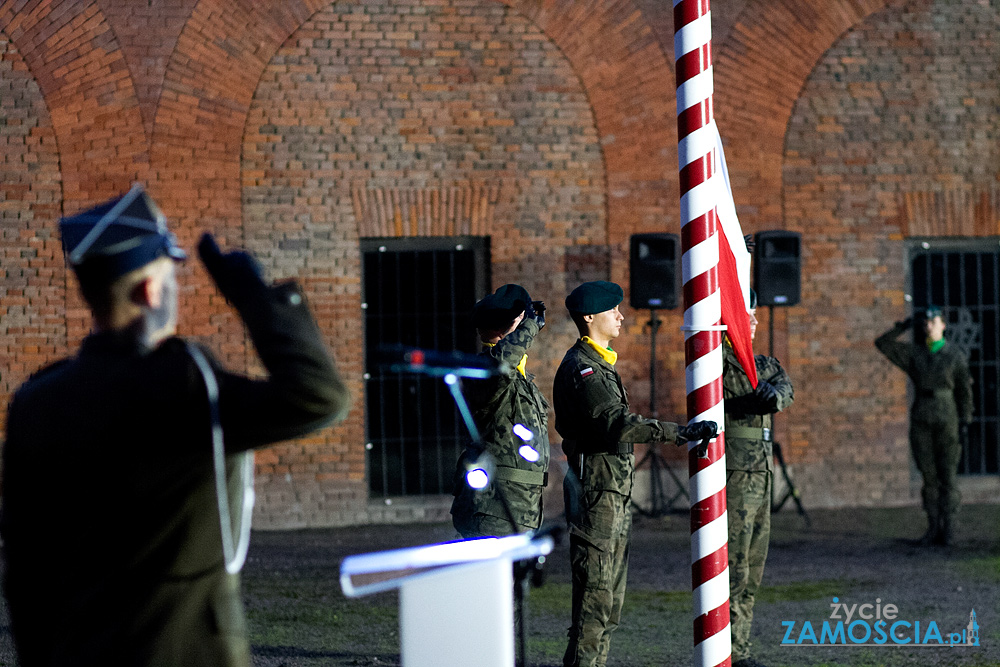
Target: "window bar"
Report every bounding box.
[449,251,461,481]
[431,250,445,494]
[393,249,407,496]
[411,251,425,495]
[377,251,391,497]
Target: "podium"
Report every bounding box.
[341,532,554,667]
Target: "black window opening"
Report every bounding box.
[362,237,491,497]
[907,239,1000,475]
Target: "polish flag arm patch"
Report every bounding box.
[580,367,594,378]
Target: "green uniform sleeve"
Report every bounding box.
[952,352,974,424]
[759,356,794,412]
[875,322,912,372]
[577,370,678,446]
[483,318,539,376]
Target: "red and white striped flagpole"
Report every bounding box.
[673,1,731,667]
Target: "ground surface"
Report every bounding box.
[0,504,997,666]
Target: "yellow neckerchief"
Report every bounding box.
[927,337,946,354]
[483,342,528,378]
[581,336,617,366]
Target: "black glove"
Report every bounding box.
[895,317,913,330]
[198,233,267,308]
[677,420,718,444]
[754,380,779,412]
[524,300,546,328]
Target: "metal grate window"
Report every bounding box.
[362,237,490,497]
[907,238,1000,475]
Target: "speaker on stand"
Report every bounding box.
[753,230,810,525]
[629,234,687,517]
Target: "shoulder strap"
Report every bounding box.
[185,342,255,575]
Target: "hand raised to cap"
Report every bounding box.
[197,233,267,307]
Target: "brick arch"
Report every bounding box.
[240,1,610,523]
[712,0,894,227]
[0,0,151,351]
[0,33,64,426]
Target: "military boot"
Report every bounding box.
[935,515,953,547]
[917,515,939,546]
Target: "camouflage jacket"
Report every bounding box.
[453,318,550,529]
[723,342,795,471]
[553,339,679,496]
[875,322,974,425]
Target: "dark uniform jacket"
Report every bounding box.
[553,339,678,500]
[722,343,794,471]
[875,323,973,426]
[451,318,550,531]
[1,281,350,667]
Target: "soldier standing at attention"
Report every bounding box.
[724,288,794,667]
[553,280,716,667]
[1,185,351,667]
[875,305,973,546]
[451,284,550,537]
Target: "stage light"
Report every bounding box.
[512,423,533,441]
[518,445,540,463]
[467,467,490,489]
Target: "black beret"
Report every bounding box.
[473,283,530,330]
[565,281,623,315]
[59,183,186,284]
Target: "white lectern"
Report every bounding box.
[341,532,554,667]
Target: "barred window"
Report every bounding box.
[361,237,490,497]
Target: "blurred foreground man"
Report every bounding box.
[554,281,715,667]
[724,289,794,667]
[1,185,350,667]
[875,305,973,546]
[451,284,550,537]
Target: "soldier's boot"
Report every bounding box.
[935,515,953,547]
[732,658,768,667]
[918,513,939,546]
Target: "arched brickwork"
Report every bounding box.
[242,0,608,524]
[781,0,1000,506]
[0,34,63,428]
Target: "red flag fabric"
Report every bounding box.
[712,121,758,388]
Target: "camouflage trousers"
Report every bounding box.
[910,419,962,527]
[563,490,631,667]
[727,470,772,662]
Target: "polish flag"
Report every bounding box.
[712,121,758,387]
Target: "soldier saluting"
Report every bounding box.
[451,283,550,537]
[875,305,973,546]
[1,185,350,666]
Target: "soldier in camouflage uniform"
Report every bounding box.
[554,281,716,667]
[875,306,973,546]
[724,289,794,667]
[451,284,550,537]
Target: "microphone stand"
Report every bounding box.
[442,372,539,667]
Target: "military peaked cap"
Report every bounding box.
[749,287,758,310]
[59,183,186,283]
[925,305,943,319]
[565,281,623,315]
[473,284,530,330]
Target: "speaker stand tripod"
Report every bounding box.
[634,310,688,517]
[766,305,810,526]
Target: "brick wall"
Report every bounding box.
[2,0,996,527]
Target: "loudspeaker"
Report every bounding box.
[754,231,801,306]
[629,233,678,310]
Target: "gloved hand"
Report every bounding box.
[895,317,913,330]
[198,233,268,308]
[524,300,546,328]
[754,380,779,412]
[677,420,718,444]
